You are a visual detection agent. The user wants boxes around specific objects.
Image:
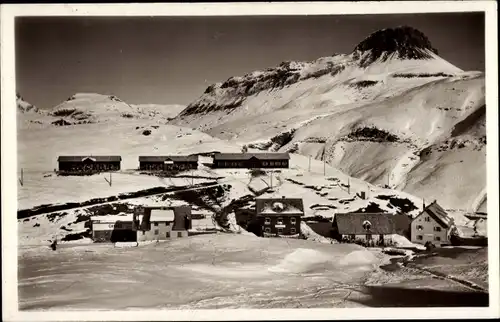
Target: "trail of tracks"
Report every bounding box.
[402,257,487,293]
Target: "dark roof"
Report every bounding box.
[213,153,290,161]
[58,156,122,162]
[419,201,453,228]
[334,213,397,235]
[138,155,198,162]
[255,197,304,216]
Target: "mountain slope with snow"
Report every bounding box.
[169,26,486,211]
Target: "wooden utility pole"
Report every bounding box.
[308,156,311,172]
[19,168,24,186]
[323,160,326,176]
[105,172,112,186]
[348,177,350,194]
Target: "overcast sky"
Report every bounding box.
[16,13,484,109]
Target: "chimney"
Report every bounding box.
[423,199,426,209]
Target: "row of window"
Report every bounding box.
[416,225,442,232]
[141,163,196,170]
[262,161,287,167]
[217,161,288,167]
[264,217,297,225]
[264,227,296,234]
[416,235,441,241]
[146,230,184,238]
[60,164,120,171]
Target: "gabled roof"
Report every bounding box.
[418,201,453,228]
[58,155,122,162]
[255,197,304,216]
[138,155,198,162]
[334,213,397,235]
[213,153,290,161]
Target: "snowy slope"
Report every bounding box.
[169,26,486,210]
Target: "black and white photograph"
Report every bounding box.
[1,2,498,321]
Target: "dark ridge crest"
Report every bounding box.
[354,26,439,67]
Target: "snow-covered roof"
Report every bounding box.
[58,155,122,162]
[213,153,290,161]
[421,201,454,228]
[139,155,198,162]
[150,209,175,222]
[335,213,397,235]
[255,197,304,216]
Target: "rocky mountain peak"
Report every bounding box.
[353,26,439,67]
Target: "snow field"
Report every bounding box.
[18,233,386,310]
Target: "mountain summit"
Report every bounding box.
[354,26,439,67]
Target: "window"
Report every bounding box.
[435,236,441,241]
[434,226,442,232]
[291,228,296,234]
[154,229,159,235]
[263,161,268,166]
[142,231,145,235]
[264,227,271,233]
[277,217,283,225]
[290,217,296,225]
[417,235,423,240]
[154,222,159,226]
[178,231,183,237]
[417,225,423,231]
[166,232,170,238]
[350,234,355,240]
[425,216,431,222]
[277,228,283,234]
[265,217,271,225]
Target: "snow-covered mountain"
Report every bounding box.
[17,92,40,113]
[169,26,486,211]
[48,93,185,124]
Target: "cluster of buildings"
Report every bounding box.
[90,206,192,243]
[63,152,457,248]
[331,200,455,247]
[88,190,456,247]
[57,152,291,173]
[238,197,455,247]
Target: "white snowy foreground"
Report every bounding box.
[18,234,487,310]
